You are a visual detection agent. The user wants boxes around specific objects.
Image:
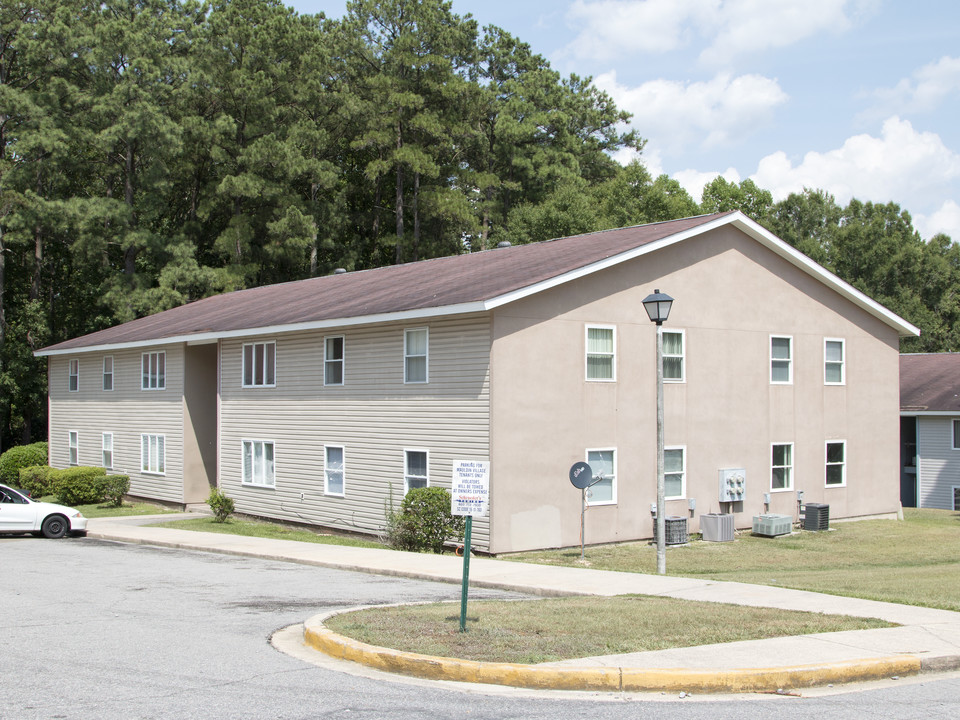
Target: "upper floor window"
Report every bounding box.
[825,339,845,385]
[665,446,686,498]
[404,449,428,492]
[953,419,960,450]
[663,330,685,382]
[404,328,428,383]
[102,433,114,469]
[242,440,275,487]
[586,448,616,505]
[826,440,846,487]
[69,359,79,392]
[586,326,615,381]
[69,430,79,466]
[141,352,165,390]
[324,336,344,386]
[325,445,345,496]
[102,356,114,391]
[772,442,794,491]
[141,434,165,474]
[243,341,276,387]
[770,336,792,384]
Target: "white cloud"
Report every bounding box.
[869,56,960,117]
[673,167,740,202]
[562,0,871,67]
[594,70,788,152]
[916,201,960,242]
[750,117,960,212]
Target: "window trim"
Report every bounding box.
[68,430,79,466]
[663,328,685,383]
[664,445,686,499]
[324,335,345,387]
[771,441,794,492]
[585,447,617,506]
[404,328,429,384]
[68,359,79,392]
[324,445,345,497]
[242,341,277,388]
[824,338,845,385]
[141,351,166,391]
[404,448,429,493]
[102,432,114,470]
[241,439,276,488]
[102,356,114,391]
[952,419,960,450]
[770,335,793,385]
[140,433,166,475]
[825,439,846,488]
[585,324,616,382]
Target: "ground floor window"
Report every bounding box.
[404,450,428,492]
[69,431,79,466]
[242,440,275,487]
[141,434,165,475]
[325,446,344,496]
[586,449,616,505]
[772,443,793,491]
[102,433,114,469]
[826,441,846,486]
[664,447,685,498]
[954,486,960,511]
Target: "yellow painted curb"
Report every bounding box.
[303,614,922,693]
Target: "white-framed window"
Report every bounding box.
[954,486,960,511]
[141,351,166,390]
[242,342,276,387]
[102,432,114,469]
[585,325,616,381]
[404,449,428,492]
[665,446,686,498]
[770,336,792,384]
[826,440,846,487]
[141,434,165,475]
[663,329,685,382]
[952,419,960,450]
[68,359,79,392]
[825,338,845,385]
[771,442,793,491]
[325,445,345,496]
[242,440,275,487]
[324,336,344,386]
[404,328,428,383]
[68,430,79,466]
[102,356,114,391]
[586,448,616,505]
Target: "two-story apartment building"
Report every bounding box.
[37,212,918,553]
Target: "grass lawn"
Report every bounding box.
[45,498,179,519]
[324,596,892,664]
[156,516,387,549]
[507,509,960,611]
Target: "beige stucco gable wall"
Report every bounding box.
[488,225,901,554]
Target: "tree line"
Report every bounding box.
[1,0,957,449]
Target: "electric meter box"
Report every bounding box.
[719,468,746,503]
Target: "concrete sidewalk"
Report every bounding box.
[86,515,960,693]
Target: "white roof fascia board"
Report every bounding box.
[34,302,489,357]
[726,212,920,337]
[900,410,960,416]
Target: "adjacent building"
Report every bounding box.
[37,212,919,553]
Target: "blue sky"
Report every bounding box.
[287,0,960,241]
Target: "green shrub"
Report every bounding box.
[18,465,54,498]
[386,486,464,554]
[101,474,130,507]
[0,442,48,484]
[51,466,108,506]
[207,487,235,523]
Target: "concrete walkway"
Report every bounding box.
[86,515,960,693]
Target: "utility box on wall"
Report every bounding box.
[719,468,746,502]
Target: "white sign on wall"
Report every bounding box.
[451,460,490,517]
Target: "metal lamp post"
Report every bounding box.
[642,289,674,575]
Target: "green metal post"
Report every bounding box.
[459,515,473,632]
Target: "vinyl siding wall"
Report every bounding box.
[218,315,492,548]
[47,345,185,503]
[917,416,960,509]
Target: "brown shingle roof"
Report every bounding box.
[38,213,730,353]
[900,353,960,412]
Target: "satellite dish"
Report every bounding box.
[569,461,594,489]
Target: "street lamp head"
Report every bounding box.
[642,289,674,325]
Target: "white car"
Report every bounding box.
[0,484,87,538]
